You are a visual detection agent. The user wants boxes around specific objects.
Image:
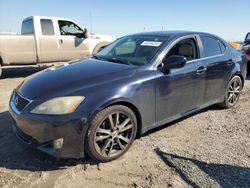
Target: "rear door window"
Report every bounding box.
[200,36,222,57]
[40,19,54,35]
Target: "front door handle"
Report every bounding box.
[58,39,63,44]
[196,66,207,74]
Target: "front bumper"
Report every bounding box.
[9,92,89,159]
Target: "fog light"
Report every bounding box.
[53,138,64,149]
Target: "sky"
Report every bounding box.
[0,0,249,41]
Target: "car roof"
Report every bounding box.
[128,30,218,38]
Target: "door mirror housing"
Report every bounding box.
[76,28,89,39]
[161,55,187,73]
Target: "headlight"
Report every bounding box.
[30,96,85,115]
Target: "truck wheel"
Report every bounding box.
[218,75,243,109]
[85,105,137,162]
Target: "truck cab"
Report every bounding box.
[22,16,114,63]
[0,16,115,76]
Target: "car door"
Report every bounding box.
[57,20,92,61]
[38,19,60,63]
[199,35,234,104]
[155,36,206,124]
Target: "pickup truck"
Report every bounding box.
[0,16,115,77]
[242,32,250,73]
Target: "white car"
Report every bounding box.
[0,16,115,77]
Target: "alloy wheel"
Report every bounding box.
[227,77,242,105]
[94,112,135,157]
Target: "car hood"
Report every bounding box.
[18,59,138,100]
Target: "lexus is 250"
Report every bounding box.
[9,31,247,162]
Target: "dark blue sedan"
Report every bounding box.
[9,31,247,162]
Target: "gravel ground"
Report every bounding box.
[0,67,249,188]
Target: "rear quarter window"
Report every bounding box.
[218,40,227,53]
[200,36,222,57]
[21,19,34,35]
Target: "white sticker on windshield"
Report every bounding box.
[141,41,162,47]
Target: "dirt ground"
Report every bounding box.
[0,66,249,188]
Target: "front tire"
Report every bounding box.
[85,105,137,162]
[218,75,243,108]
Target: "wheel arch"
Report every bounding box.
[88,99,143,137]
[92,41,110,55]
[0,52,9,65]
[231,72,245,87]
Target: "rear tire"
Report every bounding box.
[85,105,137,162]
[247,62,250,75]
[218,75,243,108]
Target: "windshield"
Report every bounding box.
[95,35,169,66]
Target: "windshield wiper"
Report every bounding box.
[104,57,133,65]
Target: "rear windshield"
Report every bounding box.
[22,19,34,35]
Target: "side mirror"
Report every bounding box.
[83,28,89,38]
[161,55,187,73]
[76,28,89,38]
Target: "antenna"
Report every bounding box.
[89,12,93,33]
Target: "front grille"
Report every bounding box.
[14,92,29,111]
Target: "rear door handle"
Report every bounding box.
[196,66,207,74]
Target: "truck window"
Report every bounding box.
[40,19,54,36]
[58,20,84,37]
[22,19,34,35]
